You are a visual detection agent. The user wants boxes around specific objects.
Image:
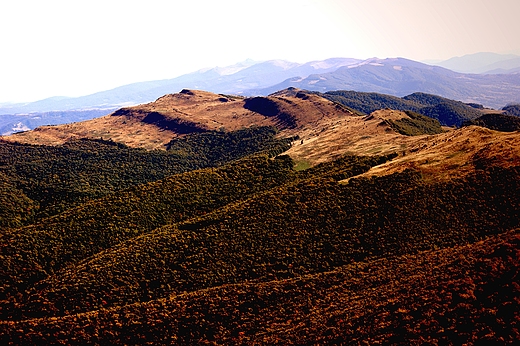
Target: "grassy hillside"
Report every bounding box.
[386,110,445,136]
[1,89,351,151]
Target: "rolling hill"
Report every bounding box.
[0,88,485,158]
[1,88,520,344]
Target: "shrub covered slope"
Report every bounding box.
[462,113,520,132]
[319,90,482,126]
[1,94,520,344]
[0,126,292,226]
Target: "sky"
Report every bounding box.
[1,0,519,103]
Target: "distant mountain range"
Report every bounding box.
[0,58,361,115]
[0,58,360,134]
[1,54,520,134]
[259,58,520,109]
[431,52,520,74]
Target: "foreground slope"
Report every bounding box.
[1,143,520,344]
[2,228,519,344]
[5,158,519,320]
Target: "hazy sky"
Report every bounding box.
[1,0,519,103]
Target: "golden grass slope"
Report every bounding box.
[354,125,520,181]
[1,89,355,150]
[285,109,420,166]
[4,88,520,182]
[2,90,418,165]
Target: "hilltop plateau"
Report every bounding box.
[1,88,520,344]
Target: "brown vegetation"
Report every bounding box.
[2,228,518,344]
[1,89,354,151]
[1,88,520,344]
[357,125,520,181]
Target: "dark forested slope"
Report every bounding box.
[0,126,292,226]
[463,113,520,132]
[0,154,297,306]
[503,104,520,117]
[318,90,482,126]
[2,228,517,345]
[1,154,519,344]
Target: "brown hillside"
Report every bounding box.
[2,229,518,344]
[1,89,356,150]
[4,88,520,182]
[2,90,414,164]
[285,109,420,166]
[353,125,520,181]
